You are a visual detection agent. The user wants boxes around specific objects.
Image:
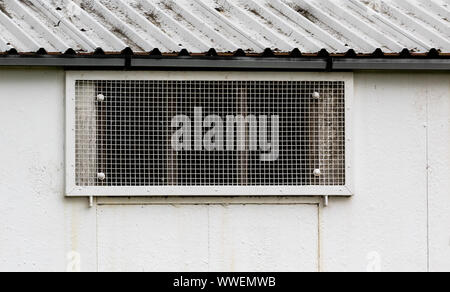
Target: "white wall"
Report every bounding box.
[0,69,96,272]
[0,69,448,272]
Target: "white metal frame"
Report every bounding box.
[66,71,354,197]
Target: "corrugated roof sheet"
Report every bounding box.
[0,0,449,55]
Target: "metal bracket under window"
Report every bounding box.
[323,195,329,207]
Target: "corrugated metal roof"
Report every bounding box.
[0,0,449,55]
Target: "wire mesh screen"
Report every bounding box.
[75,80,345,187]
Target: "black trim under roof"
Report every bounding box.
[0,48,449,71]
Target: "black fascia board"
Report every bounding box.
[130,57,328,70]
[0,55,125,67]
[333,58,450,71]
[1,54,450,70]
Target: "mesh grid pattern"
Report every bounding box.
[75,80,345,187]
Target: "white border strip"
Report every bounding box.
[66,71,354,197]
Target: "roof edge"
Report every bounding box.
[1,48,450,58]
[0,55,449,71]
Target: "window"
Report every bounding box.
[66,72,353,196]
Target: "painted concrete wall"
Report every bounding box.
[0,69,448,272]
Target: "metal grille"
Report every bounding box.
[75,80,345,187]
